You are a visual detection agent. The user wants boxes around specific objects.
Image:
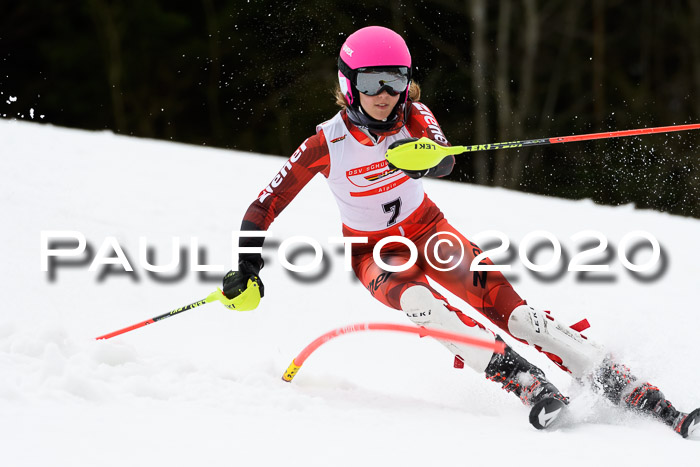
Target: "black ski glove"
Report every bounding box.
[390,164,433,179]
[386,137,455,179]
[222,256,265,299]
[387,137,432,179]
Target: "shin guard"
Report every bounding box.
[507,304,605,377]
[400,286,495,373]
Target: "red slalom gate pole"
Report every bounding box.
[281,322,505,382]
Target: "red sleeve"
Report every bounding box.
[404,101,455,177]
[241,130,331,233]
[405,101,451,146]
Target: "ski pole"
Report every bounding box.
[95,290,224,340]
[459,122,700,153]
[386,122,700,170]
[282,322,506,382]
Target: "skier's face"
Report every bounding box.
[359,90,400,121]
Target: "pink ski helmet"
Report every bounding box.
[338,26,412,132]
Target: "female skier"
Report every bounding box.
[220,26,698,435]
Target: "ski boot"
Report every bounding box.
[485,336,569,430]
[593,358,700,438]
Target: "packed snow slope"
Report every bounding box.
[1,119,698,466]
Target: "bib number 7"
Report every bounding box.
[382,198,402,227]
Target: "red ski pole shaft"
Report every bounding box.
[95,290,223,340]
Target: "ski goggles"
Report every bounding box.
[354,67,410,96]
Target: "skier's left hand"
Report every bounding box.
[386,137,438,179]
[388,162,433,179]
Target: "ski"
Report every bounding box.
[529,397,568,430]
[672,408,700,439]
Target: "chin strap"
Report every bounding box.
[346,102,406,135]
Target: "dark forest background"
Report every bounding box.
[2,0,699,217]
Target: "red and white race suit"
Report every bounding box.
[239,101,604,375]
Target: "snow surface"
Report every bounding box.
[1,119,698,466]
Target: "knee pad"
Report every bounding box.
[507,304,605,377]
[400,286,495,373]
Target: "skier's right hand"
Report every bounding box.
[220,257,265,311]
